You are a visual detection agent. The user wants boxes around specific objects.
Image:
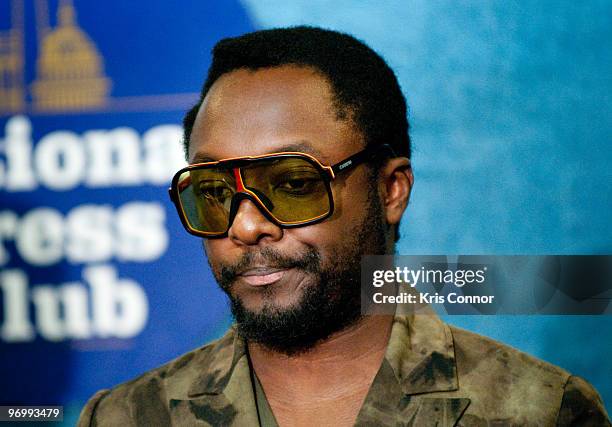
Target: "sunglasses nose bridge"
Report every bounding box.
[231,164,275,212]
[226,191,278,231]
[232,167,245,191]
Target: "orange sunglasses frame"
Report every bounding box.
[168,144,395,238]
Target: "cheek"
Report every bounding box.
[290,170,373,253]
[202,240,230,273]
[331,169,373,226]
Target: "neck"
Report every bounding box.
[248,314,394,404]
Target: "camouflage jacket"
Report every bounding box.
[78,313,610,426]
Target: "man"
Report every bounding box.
[78,26,610,426]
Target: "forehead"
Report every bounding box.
[188,65,363,164]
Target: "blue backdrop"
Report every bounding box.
[0,1,610,424]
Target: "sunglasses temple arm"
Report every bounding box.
[330,143,397,175]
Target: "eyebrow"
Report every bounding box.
[190,141,326,164]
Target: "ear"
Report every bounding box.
[380,158,413,226]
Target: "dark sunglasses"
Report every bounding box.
[169,144,396,238]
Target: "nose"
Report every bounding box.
[227,196,283,245]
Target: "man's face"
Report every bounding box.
[188,65,389,353]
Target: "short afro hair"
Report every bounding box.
[182,26,410,161]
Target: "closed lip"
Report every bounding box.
[237,266,291,286]
[239,266,287,276]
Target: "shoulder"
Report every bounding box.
[77,329,236,427]
[557,375,611,426]
[448,325,610,425]
[449,324,570,388]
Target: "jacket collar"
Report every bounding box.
[355,308,469,425]
[385,309,459,395]
[186,326,247,397]
[169,328,261,426]
[182,309,458,398]
[171,310,469,425]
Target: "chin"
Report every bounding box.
[231,289,303,314]
[241,294,306,315]
[232,277,312,312]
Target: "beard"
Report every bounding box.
[210,184,388,355]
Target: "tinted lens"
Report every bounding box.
[174,156,332,236]
[176,167,236,234]
[241,157,331,223]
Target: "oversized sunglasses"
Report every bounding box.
[169,144,396,238]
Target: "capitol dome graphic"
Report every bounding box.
[31,0,111,111]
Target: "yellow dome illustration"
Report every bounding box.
[31,0,111,111]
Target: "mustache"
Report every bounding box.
[217,246,320,289]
